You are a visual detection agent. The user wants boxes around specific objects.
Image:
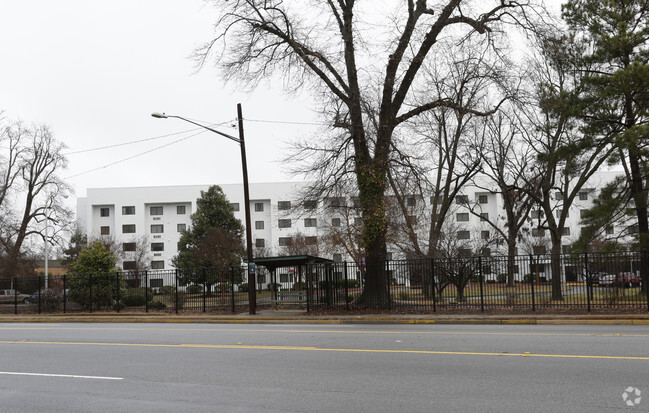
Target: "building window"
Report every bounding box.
[305,236,318,245]
[580,209,587,219]
[278,237,292,247]
[255,238,265,248]
[457,230,470,240]
[407,197,417,207]
[533,245,547,255]
[123,242,136,252]
[151,224,164,233]
[151,242,164,252]
[279,273,289,283]
[304,218,317,227]
[304,200,317,210]
[532,228,545,237]
[481,230,490,240]
[150,279,163,288]
[531,210,543,219]
[122,224,136,234]
[278,201,291,210]
[480,213,489,221]
[481,248,491,257]
[177,223,186,232]
[579,191,588,201]
[430,195,443,205]
[456,195,468,204]
[456,213,469,222]
[458,248,472,257]
[231,203,240,212]
[100,226,110,235]
[407,215,417,225]
[255,221,265,230]
[100,208,110,217]
[333,253,342,262]
[177,205,186,215]
[123,261,136,270]
[150,206,163,215]
[122,206,135,215]
[606,226,614,235]
[354,218,363,227]
[555,192,563,201]
[328,197,346,208]
[556,209,568,218]
[562,245,570,254]
[332,218,341,227]
[478,195,488,204]
[386,252,393,261]
[254,202,264,212]
[278,219,291,228]
[562,227,571,236]
[151,261,165,270]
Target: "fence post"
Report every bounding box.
[344,262,349,311]
[63,273,67,314]
[175,269,179,315]
[584,252,591,313]
[306,266,311,313]
[13,277,17,315]
[38,275,43,314]
[643,250,649,313]
[89,273,93,314]
[529,255,535,312]
[145,270,149,313]
[116,272,121,313]
[231,267,235,313]
[386,260,391,310]
[431,258,437,313]
[479,256,485,313]
[202,268,207,313]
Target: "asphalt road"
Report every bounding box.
[1,323,648,412]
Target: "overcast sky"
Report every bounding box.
[1,1,566,205]
[0,0,320,202]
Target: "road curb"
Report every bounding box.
[1,315,649,325]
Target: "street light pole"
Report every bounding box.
[151,104,256,314]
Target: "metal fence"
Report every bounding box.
[1,251,648,314]
[268,251,649,312]
[0,267,249,315]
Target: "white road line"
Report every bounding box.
[0,371,123,380]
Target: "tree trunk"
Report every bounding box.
[550,235,563,301]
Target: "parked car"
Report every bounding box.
[615,272,642,288]
[598,274,616,287]
[0,289,31,304]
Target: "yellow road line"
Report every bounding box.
[1,326,648,338]
[1,340,648,361]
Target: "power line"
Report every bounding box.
[65,129,207,180]
[64,120,234,155]
[244,118,325,126]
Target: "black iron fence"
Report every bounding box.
[1,251,648,314]
[268,251,649,312]
[0,267,249,315]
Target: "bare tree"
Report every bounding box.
[0,121,72,279]
[198,0,542,305]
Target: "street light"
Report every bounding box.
[151,104,256,315]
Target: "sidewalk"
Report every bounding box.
[2,308,649,325]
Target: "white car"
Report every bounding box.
[598,274,616,287]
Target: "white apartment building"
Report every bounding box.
[76,171,627,272]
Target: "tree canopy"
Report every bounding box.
[172,185,244,271]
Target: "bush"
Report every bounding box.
[159,285,175,295]
[149,300,167,310]
[267,282,281,292]
[292,281,305,291]
[186,284,203,294]
[238,283,249,292]
[497,274,508,284]
[215,282,232,293]
[120,288,150,307]
[523,274,535,284]
[398,291,410,300]
[37,289,64,312]
[68,272,124,310]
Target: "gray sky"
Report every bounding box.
[1,1,566,204]
[0,1,319,201]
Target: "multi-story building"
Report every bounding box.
[76,171,628,273]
